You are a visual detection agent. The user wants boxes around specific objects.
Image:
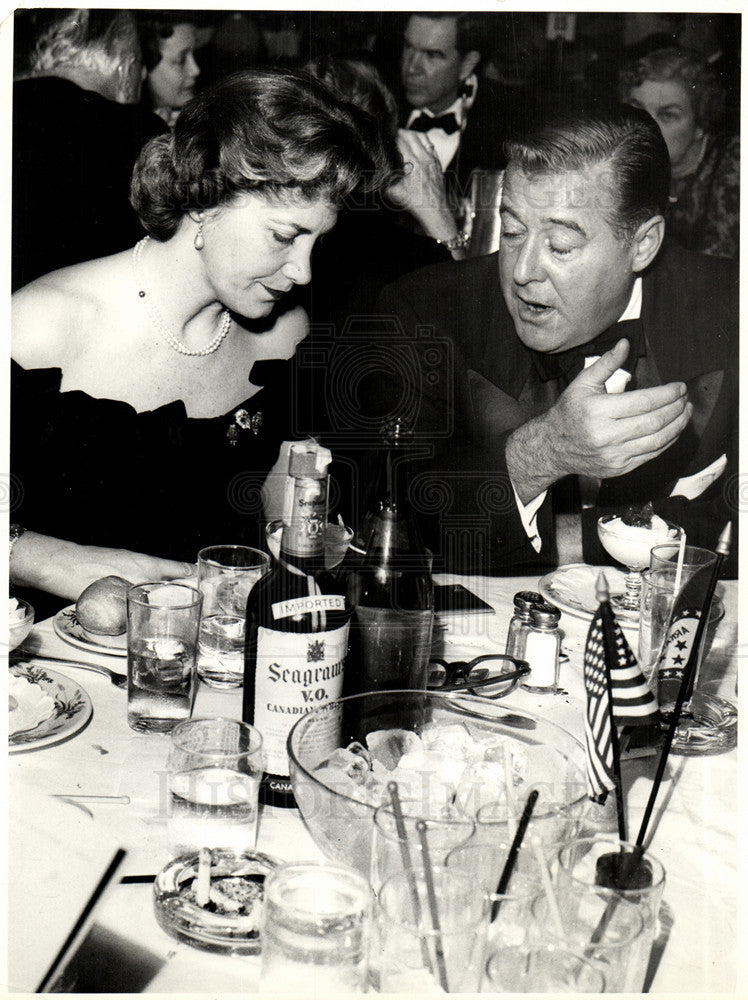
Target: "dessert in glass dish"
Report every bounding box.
[597,504,682,618]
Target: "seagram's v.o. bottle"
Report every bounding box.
[243,442,350,808]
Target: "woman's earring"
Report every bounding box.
[194,221,204,251]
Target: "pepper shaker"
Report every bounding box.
[505,591,543,659]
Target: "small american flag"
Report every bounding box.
[584,604,659,803]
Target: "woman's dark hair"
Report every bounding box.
[307,52,399,140]
[135,10,210,72]
[131,68,398,240]
[618,47,726,134]
[504,103,670,243]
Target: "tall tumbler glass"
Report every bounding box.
[196,545,270,689]
[127,582,202,733]
[259,863,372,995]
[557,835,666,991]
[167,717,264,856]
[375,867,489,993]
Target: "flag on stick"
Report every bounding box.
[583,576,659,804]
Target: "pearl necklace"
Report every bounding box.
[132,237,232,356]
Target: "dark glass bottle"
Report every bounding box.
[243,442,350,808]
[347,420,434,697]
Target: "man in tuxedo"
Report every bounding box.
[399,13,519,198]
[363,105,738,576]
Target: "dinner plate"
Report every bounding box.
[9,664,93,752]
[53,605,127,657]
[538,563,636,629]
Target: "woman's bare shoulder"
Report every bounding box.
[12,254,130,367]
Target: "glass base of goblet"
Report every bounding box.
[610,568,644,620]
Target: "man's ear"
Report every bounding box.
[459,49,481,83]
[631,215,665,273]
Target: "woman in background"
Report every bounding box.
[137,11,207,126]
[619,46,739,258]
[10,69,393,616]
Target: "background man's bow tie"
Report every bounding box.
[408,111,460,134]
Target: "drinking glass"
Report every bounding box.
[127,582,202,733]
[557,835,666,991]
[196,545,270,688]
[375,867,489,993]
[646,545,735,752]
[167,717,264,857]
[530,888,645,991]
[445,841,542,947]
[265,518,352,570]
[475,796,582,858]
[259,863,372,995]
[371,800,474,892]
[484,943,606,992]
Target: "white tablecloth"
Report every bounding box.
[8,572,739,993]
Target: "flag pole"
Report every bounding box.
[596,571,627,843]
[635,522,731,848]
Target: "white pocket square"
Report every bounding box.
[670,454,727,500]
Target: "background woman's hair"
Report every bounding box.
[135,10,212,73]
[618,47,726,133]
[131,68,399,240]
[28,8,136,75]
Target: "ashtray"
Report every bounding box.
[153,849,280,954]
[663,690,737,756]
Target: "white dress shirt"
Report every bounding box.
[516,278,643,552]
[405,75,477,172]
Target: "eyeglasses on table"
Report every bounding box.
[427,654,530,697]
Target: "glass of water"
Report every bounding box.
[259,863,372,995]
[127,582,202,733]
[196,545,270,688]
[167,717,264,856]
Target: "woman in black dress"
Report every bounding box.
[10,69,393,616]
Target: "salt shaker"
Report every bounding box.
[505,591,543,659]
[521,602,561,692]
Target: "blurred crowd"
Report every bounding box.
[13,8,740,292]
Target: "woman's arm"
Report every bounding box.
[10,530,195,601]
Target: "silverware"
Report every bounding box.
[11,651,127,689]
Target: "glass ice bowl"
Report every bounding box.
[287,690,588,878]
[9,598,34,651]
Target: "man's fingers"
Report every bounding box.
[574,338,630,387]
[614,399,693,457]
[607,380,688,418]
[612,396,691,442]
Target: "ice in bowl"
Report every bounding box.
[288,690,587,877]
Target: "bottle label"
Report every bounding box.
[253,623,348,775]
[282,477,327,558]
[272,594,346,621]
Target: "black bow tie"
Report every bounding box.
[530,319,644,384]
[408,111,460,135]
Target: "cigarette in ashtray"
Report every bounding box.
[196,847,212,907]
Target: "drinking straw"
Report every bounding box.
[196,847,212,907]
[597,572,627,843]
[52,794,131,804]
[416,819,449,993]
[635,522,731,849]
[529,835,564,937]
[503,750,518,839]
[491,788,539,921]
[386,781,432,974]
[672,530,687,599]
